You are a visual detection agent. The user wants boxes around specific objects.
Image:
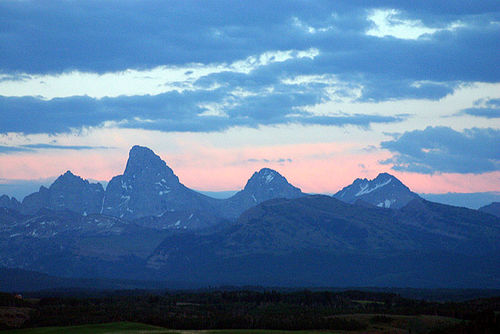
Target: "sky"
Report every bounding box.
[0,0,499,200]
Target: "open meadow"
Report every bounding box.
[2,289,499,333]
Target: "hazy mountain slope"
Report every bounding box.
[0,195,20,210]
[0,208,172,279]
[148,195,500,287]
[420,192,500,210]
[479,202,500,217]
[133,209,229,231]
[20,171,104,215]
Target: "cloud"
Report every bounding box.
[21,144,112,150]
[366,9,460,40]
[0,1,498,138]
[0,1,499,95]
[362,145,378,152]
[0,77,408,135]
[462,108,500,119]
[0,48,319,100]
[381,126,500,174]
[459,98,500,118]
[0,73,31,83]
[0,143,112,154]
[358,79,458,102]
[0,1,334,74]
[0,146,31,154]
[247,158,293,164]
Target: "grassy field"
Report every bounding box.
[1,322,346,334]
[1,322,173,334]
[0,314,464,334]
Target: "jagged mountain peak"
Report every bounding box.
[59,170,78,180]
[334,172,418,209]
[19,170,104,215]
[50,171,104,193]
[102,145,216,220]
[373,172,406,185]
[374,172,395,180]
[218,167,304,219]
[349,174,396,196]
[353,172,398,184]
[0,194,20,210]
[51,170,85,187]
[123,145,177,181]
[127,145,160,164]
[244,168,297,190]
[346,173,407,194]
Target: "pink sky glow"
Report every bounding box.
[1,143,499,195]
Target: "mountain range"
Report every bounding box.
[0,145,499,289]
[11,146,304,224]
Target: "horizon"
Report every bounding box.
[0,1,498,201]
[1,144,499,209]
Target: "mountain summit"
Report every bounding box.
[243,168,302,199]
[222,168,304,218]
[333,172,419,209]
[102,145,218,220]
[123,145,179,184]
[0,195,20,210]
[20,170,104,215]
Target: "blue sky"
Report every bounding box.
[0,0,499,197]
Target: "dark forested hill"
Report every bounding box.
[149,195,500,287]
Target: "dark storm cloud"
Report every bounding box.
[381,127,500,174]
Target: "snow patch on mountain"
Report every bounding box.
[377,199,395,208]
[355,178,392,196]
[265,173,274,184]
